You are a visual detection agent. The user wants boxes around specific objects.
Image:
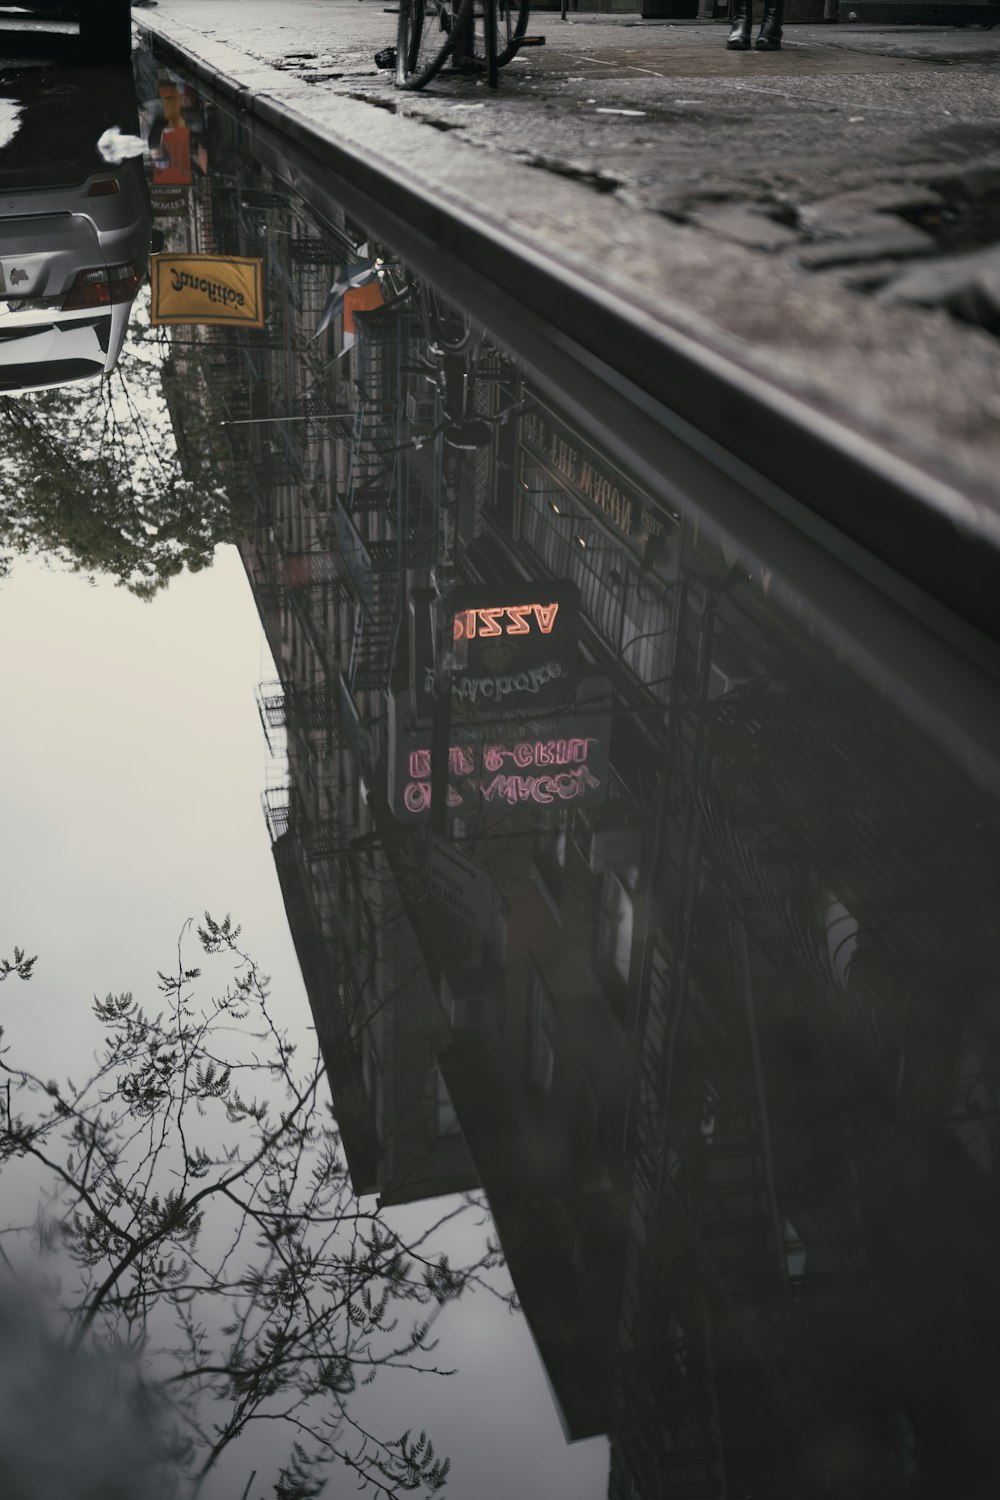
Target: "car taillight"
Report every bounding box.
[63,263,141,310]
[87,180,120,197]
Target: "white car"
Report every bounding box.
[0,57,153,396]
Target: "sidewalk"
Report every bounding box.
[134,2,1000,523]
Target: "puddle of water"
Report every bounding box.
[5,35,1000,1500]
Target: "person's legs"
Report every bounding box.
[756,0,782,48]
[726,0,752,49]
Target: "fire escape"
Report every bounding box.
[335,304,434,702]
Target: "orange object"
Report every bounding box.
[343,281,385,333]
[153,124,192,186]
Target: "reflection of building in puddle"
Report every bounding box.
[153,86,1000,1499]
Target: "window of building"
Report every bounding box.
[490,897,509,969]
[527,966,556,1102]
[435,1067,462,1139]
[362,1033,381,1138]
[575,1075,615,1195]
[598,870,634,986]
[518,480,672,704]
[621,585,672,692]
[784,1218,807,1279]
[572,813,593,868]
[599,872,634,983]
[534,822,567,914]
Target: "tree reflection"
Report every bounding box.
[0,916,491,1498]
[0,293,246,598]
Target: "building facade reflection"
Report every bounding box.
[150,57,1000,1500]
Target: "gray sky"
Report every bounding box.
[0,548,608,1499]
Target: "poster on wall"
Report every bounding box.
[150,254,265,328]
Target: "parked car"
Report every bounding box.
[0,62,152,396]
[2,2,133,62]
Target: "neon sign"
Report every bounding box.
[482,737,593,770]
[401,737,602,815]
[452,602,560,641]
[403,764,601,814]
[407,737,595,780]
[443,582,579,717]
[388,684,611,823]
[388,686,612,823]
[482,767,600,805]
[408,746,476,779]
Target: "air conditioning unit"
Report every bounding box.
[406,390,437,426]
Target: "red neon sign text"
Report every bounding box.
[453,602,560,641]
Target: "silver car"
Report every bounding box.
[0,59,152,396]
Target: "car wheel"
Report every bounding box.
[79,0,133,61]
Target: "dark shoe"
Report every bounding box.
[726,3,752,47]
[756,0,782,46]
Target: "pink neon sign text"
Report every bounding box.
[402,764,601,814]
[407,737,594,781]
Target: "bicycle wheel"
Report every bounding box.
[459,0,529,83]
[495,0,531,67]
[396,0,474,90]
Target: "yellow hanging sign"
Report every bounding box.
[150,254,265,328]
